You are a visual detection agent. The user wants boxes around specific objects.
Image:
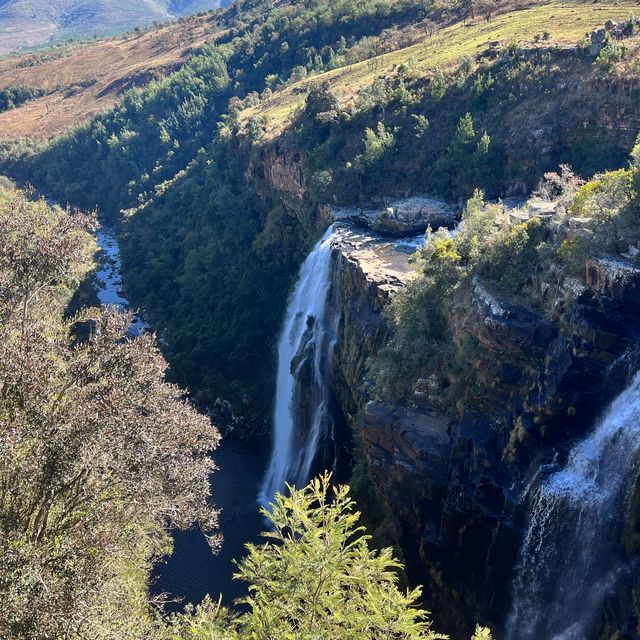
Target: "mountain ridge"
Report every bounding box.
[0,0,223,53]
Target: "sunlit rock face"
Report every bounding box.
[329,226,421,421]
[325,196,457,237]
[328,218,640,638]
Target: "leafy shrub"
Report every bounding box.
[170,474,493,640]
[556,236,591,272]
[481,217,544,294]
[363,121,396,165]
[595,34,627,71]
[570,168,635,250]
[0,84,47,112]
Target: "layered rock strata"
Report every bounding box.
[329,223,640,636]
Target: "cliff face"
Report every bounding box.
[329,227,419,421]
[249,143,308,213]
[329,223,640,636]
[242,47,640,629]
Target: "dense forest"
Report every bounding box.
[2,0,640,636]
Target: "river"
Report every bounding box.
[92,223,267,609]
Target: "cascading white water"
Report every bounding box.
[259,226,339,507]
[506,372,640,640]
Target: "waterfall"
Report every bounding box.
[506,372,640,640]
[259,226,339,508]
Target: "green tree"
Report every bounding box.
[363,121,395,165]
[446,112,479,192]
[594,33,627,71]
[412,114,430,139]
[451,113,476,154]
[304,80,340,119]
[473,130,491,184]
[431,67,447,100]
[359,77,391,115]
[171,475,494,640]
[0,188,220,640]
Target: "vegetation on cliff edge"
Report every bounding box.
[372,144,640,405]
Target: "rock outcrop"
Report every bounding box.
[249,143,307,211]
[327,196,457,236]
[329,226,419,420]
[328,225,640,636]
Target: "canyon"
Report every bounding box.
[4,2,640,636]
[241,71,640,629]
[310,203,640,636]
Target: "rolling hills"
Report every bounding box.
[241,1,640,138]
[0,0,223,54]
[0,12,219,139]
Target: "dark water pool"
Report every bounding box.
[153,435,269,609]
[66,198,270,610]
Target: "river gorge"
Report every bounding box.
[82,196,640,637]
[87,219,269,607]
[5,3,640,637]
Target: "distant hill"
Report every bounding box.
[0,11,221,140]
[0,0,224,53]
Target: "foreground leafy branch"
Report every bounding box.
[171,474,492,640]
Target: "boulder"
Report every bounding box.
[589,27,608,56]
[527,200,557,216]
[328,195,457,236]
[378,196,456,235]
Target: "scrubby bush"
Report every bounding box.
[0,84,46,112]
[169,474,493,640]
[570,168,635,250]
[363,121,396,164]
[0,188,220,639]
[595,34,627,71]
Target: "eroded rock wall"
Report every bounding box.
[329,228,640,636]
[329,227,418,420]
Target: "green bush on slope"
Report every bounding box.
[0,84,47,112]
[169,474,493,640]
[0,187,220,640]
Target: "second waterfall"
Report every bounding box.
[259,226,339,508]
[506,372,640,639]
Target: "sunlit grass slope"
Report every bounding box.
[243,1,639,138]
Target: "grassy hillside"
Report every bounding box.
[0,0,223,54]
[242,1,640,137]
[0,13,221,139]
